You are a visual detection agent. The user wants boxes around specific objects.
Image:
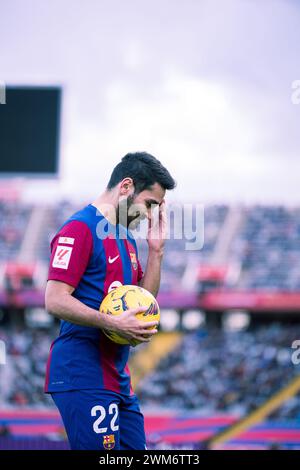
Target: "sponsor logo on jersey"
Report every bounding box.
[108,255,119,264]
[108,281,123,292]
[58,236,75,245]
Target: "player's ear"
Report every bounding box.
[120,178,134,195]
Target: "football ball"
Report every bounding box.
[100,285,160,346]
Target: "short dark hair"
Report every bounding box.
[107,152,176,194]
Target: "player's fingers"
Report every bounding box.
[128,306,148,315]
[139,328,158,336]
[142,320,159,328]
[116,332,131,342]
[132,335,151,343]
[159,199,166,214]
[135,336,151,343]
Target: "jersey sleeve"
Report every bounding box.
[48,220,93,289]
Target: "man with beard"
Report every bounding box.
[44,152,175,450]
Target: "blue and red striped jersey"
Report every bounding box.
[44,204,143,396]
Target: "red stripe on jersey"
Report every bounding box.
[100,236,125,392]
[44,342,54,392]
[102,236,123,295]
[99,333,121,393]
[125,363,134,395]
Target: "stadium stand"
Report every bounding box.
[138,324,300,414]
[1,201,300,449]
[0,325,56,407]
[0,201,33,261]
[229,206,300,291]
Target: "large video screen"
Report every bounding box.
[0,86,61,175]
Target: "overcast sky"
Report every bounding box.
[1,0,300,204]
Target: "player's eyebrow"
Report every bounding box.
[145,198,160,206]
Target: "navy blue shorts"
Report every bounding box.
[51,389,146,450]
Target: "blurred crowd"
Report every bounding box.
[231,206,300,291]
[38,200,76,261]
[1,201,300,292]
[269,391,300,421]
[1,200,300,449]
[1,321,299,422]
[139,323,300,417]
[0,201,32,260]
[0,326,56,407]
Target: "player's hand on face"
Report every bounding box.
[110,306,159,345]
[147,199,167,253]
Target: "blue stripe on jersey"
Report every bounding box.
[114,236,133,395]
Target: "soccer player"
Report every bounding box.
[44,152,175,450]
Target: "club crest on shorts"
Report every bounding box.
[103,434,115,449]
[130,252,138,270]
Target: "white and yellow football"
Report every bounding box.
[100,285,160,346]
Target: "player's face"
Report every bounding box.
[127,183,166,229]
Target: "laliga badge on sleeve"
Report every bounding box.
[52,245,73,269]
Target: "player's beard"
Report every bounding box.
[116,194,143,229]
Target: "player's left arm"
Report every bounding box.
[139,200,166,297]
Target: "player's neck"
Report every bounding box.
[91,190,118,225]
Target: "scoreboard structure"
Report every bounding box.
[0,86,61,177]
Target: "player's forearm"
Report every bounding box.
[45,290,115,330]
[140,248,163,297]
